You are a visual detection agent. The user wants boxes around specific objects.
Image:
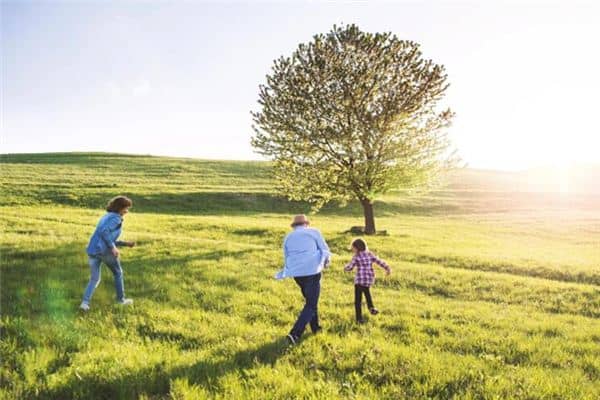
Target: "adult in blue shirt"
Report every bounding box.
[80,196,135,311]
[276,214,331,344]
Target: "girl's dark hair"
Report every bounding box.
[351,238,367,252]
[106,196,133,212]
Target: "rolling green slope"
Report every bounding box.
[1,153,599,399]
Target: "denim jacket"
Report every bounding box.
[86,212,125,256]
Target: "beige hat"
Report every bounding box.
[291,214,310,227]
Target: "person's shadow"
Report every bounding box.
[40,337,292,399]
[168,336,291,386]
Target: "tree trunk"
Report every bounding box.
[360,198,376,235]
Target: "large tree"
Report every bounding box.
[252,24,457,234]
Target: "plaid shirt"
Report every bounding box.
[344,251,390,287]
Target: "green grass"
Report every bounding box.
[1,153,599,399]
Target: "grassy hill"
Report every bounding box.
[1,153,599,399]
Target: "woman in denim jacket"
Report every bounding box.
[80,196,135,311]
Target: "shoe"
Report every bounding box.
[286,333,298,345]
[357,318,366,324]
[369,308,379,315]
[80,302,90,311]
[312,326,323,334]
[118,298,133,305]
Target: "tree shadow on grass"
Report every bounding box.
[232,227,272,236]
[10,188,461,217]
[136,191,460,216]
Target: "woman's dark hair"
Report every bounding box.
[106,196,133,212]
[351,238,367,252]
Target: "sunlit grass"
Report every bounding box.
[1,153,599,399]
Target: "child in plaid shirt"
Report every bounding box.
[344,238,391,323]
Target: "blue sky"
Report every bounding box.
[2,0,599,170]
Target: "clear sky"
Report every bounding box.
[2,0,599,170]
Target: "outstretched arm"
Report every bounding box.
[275,238,289,280]
[344,256,357,272]
[371,253,391,275]
[282,237,289,268]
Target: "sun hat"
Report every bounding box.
[291,214,310,227]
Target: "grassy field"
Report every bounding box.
[1,152,599,399]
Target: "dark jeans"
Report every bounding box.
[355,284,374,320]
[290,273,321,338]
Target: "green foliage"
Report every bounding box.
[252,24,457,232]
[1,153,599,399]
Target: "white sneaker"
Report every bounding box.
[80,302,90,311]
[286,333,298,345]
[118,298,133,306]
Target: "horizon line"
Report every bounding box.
[1,150,599,174]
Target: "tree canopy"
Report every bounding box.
[252,24,457,234]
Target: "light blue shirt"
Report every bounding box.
[275,226,331,279]
[86,212,125,256]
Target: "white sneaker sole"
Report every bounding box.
[286,334,297,345]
